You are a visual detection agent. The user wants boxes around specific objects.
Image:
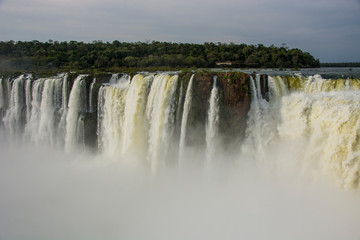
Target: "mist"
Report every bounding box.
[0,138,360,240]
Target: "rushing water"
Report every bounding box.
[65,75,87,152]
[178,74,194,163]
[206,76,219,163]
[1,70,360,240]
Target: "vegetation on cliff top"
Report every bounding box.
[0,40,320,72]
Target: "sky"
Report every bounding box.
[0,0,359,62]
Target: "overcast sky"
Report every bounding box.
[0,0,359,62]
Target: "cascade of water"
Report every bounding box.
[146,74,178,173]
[54,74,64,112]
[97,83,128,155]
[23,76,63,146]
[62,73,69,110]
[25,78,33,123]
[278,90,360,188]
[286,74,360,93]
[178,74,194,162]
[109,73,130,88]
[176,81,184,131]
[267,76,288,102]
[37,78,58,145]
[241,75,280,165]
[24,79,45,142]
[77,115,85,150]
[206,76,220,163]
[97,86,106,151]
[109,73,119,85]
[65,75,87,152]
[58,73,69,145]
[3,75,27,139]
[121,74,153,159]
[89,78,96,113]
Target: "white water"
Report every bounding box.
[176,80,184,131]
[58,74,69,146]
[146,74,178,173]
[206,76,220,163]
[97,84,128,155]
[21,75,65,146]
[89,77,96,113]
[242,75,277,166]
[24,78,32,123]
[38,79,57,145]
[178,74,194,162]
[278,91,360,188]
[97,74,130,155]
[121,74,152,160]
[3,75,27,139]
[97,74,178,173]
[65,75,87,152]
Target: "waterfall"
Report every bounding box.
[89,78,96,113]
[267,76,288,102]
[1,71,360,188]
[121,74,152,160]
[77,115,85,150]
[241,74,284,167]
[109,73,119,85]
[205,76,220,163]
[58,73,69,145]
[146,74,178,173]
[54,74,64,111]
[97,77,129,155]
[278,89,360,189]
[242,75,270,160]
[3,75,27,139]
[97,73,178,171]
[37,79,57,145]
[178,74,194,162]
[65,75,87,152]
[25,78,32,123]
[176,81,184,131]
[24,79,44,142]
[97,86,106,151]
[109,73,130,88]
[21,76,64,146]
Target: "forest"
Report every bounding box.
[0,40,320,72]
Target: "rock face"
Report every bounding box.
[179,72,253,146]
[218,72,251,145]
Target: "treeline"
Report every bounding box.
[0,40,320,72]
[320,62,360,67]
